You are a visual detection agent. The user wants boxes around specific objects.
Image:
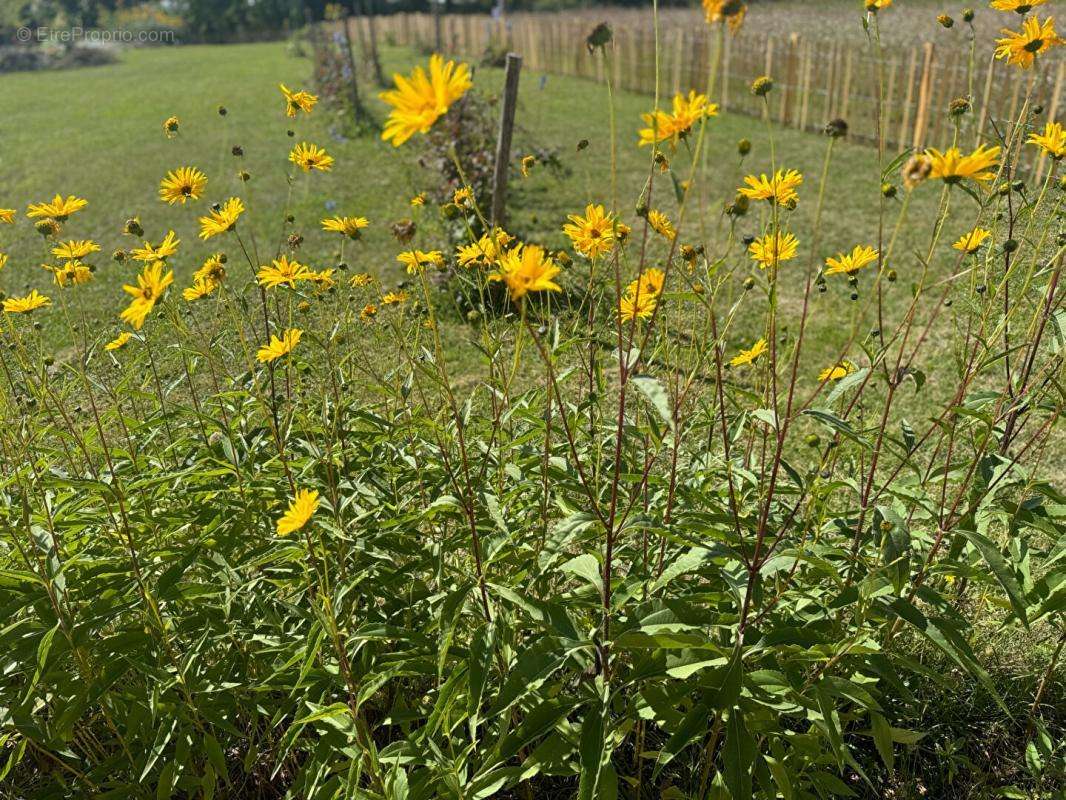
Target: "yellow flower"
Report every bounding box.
[131,230,180,262]
[738,169,803,206]
[457,229,513,268]
[410,193,426,207]
[0,253,7,271]
[27,195,87,221]
[349,272,373,287]
[183,278,219,301]
[159,166,207,205]
[0,209,15,224]
[924,145,1001,184]
[819,361,857,381]
[563,203,619,259]
[1028,121,1066,159]
[990,0,1048,10]
[748,231,799,269]
[105,331,131,351]
[50,260,94,287]
[279,84,318,117]
[277,488,319,536]
[488,244,562,301]
[865,0,892,9]
[51,239,100,260]
[256,327,303,363]
[289,142,334,172]
[638,90,718,147]
[952,228,992,254]
[380,54,473,147]
[3,290,51,314]
[120,261,173,329]
[381,289,409,305]
[647,210,677,241]
[257,255,312,289]
[730,338,768,367]
[453,186,473,206]
[397,249,444,274]
[193,254,226,285]
[623,268,666,303]
[702,0,746,32]
[824,244,879,276]
[619,290,657,322]
[198,197,245,240]
[521,155,536,177]
[321,216,369,238]
[162,116,179,138]
[995,16,1064,69]
[361,303,378,321]
[307,269,336,289]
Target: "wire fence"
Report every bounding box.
[346,11,1065,179]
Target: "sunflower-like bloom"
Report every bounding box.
[0,209,16,224]
[626,267,666,300]
[702,0,746,32]
[924,145,1001,184]
[619,290,657,322]
[194,254,226,285]
[749,231,799,269]
[50,260,94,287]
[819,360,857,381]
[380,55,473,147]
[738,169,803,207]
[361,303,378,321]
[307,269,336,289]
[131,230,180,262]
[564,203,620,259]
[183,278,219,301]
[198,198,245,240]
[397,249,444,274]
[410,193,426,207]
[276,488,319,536]
[381,289,409,305]
[257,327,302,363]
[638,90,719,147]
[865,0,892,10]
[990,0,1047,10]
[162,116,179,138]
[952,227,992,254]
[730,338,768,367]
[3,289,51,314]
[279,84,318,117]
[453,186,474,206]
[0,253,7,271]
[120,261,173,329]
[647,210,677,241]
[995,16,1064,69]
[1028,121,1066,159]
[321,215,369,238]
[289,142,334,172]
[51,239,100,260]
[159,166,208,205]
[457,228,513,268]
[824,244,879,276]
[27,194,87,221]
[349,272,373,287]
[488,244,562,301]
[105,332,131,351]
[257,255,312,289]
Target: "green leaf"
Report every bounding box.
[962,526,1029,628]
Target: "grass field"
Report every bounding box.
[1,39,950,365]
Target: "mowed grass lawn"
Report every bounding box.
[2,39,962,390]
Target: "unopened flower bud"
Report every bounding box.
[937,14,954,28]
[949,97,971,117]
[751,75,773,97]
[737,138,752,156]
[824,118,848,138]
[881,182,897,198]
[962,8,974,22]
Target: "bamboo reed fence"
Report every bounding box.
[348,11,1064,178]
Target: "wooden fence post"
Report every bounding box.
[491,53,523,227]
